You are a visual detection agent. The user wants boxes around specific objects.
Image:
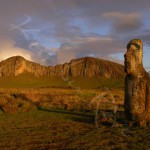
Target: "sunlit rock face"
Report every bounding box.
[0,56,49,77]
[0,56,27,76]
[0,56,125,79]
[124,39,150,127]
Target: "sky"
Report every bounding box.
[0,0,150,70]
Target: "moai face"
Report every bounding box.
[124,39,143,74]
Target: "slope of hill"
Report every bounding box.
[0,56,125,88]
[0,56,125,78]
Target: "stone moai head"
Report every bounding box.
[124,39,143,75]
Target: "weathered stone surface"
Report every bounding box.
[0,56,50,77]
[0,56,125,79]
[124,39,150,127]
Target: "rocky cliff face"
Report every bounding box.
[0,56,125,78]
[0,56,49,77]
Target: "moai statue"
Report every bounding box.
[124,39,150,127]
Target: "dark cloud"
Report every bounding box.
[55,35,125,64]
[137,30,150,46]
[0,0,150,65]
[102,12,143,33]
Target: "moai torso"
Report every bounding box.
[125,75,147,121]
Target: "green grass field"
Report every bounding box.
[0,86,149,149]
[0,109,150,149]
[0,74,140,149]
[0,73,124,89]
[0,87,124,113]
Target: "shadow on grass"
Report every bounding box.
[66,115,95,124]
[38,107,126,126]
[38,107,95,124]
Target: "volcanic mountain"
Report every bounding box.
[0,56,124,79]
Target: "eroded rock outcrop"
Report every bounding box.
[124,39,150,127]
[0,56,124,79]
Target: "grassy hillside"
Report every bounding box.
[0,73,124,89]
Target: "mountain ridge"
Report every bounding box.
[0,56,125,78]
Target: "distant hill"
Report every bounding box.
[0,56,125,79]
[0,56,125,88]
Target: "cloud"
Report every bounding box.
[102,12,143,33]
[0,38,33,61]
[54,36,124,64]
[0,0,150,67]
[137,30,150,46]
[28,41,57,65]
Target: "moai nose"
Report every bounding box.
[124,53,129,60]
[124,54,126,59]
[124,53,131,61]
